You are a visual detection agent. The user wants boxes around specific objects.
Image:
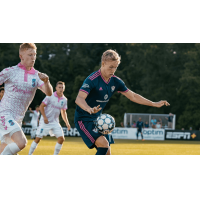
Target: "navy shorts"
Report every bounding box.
[137,129,142,133]
[75,120,114,149]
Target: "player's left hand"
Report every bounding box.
[66,124,71,131]
[153,100,170,108]
[38,72,49,83]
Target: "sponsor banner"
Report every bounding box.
[112,128,165,140]
[165,130,200,141]
[22,125,80,137]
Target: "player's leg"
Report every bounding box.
[140,130,145,141]
[75,121,111,155]
[53,124,65,155]
[1,131,27,155]
[30,125,37,139]
[28,137,42,155]
[0,134,14,153]
[136,130,139,140]
[54,136,65,155]
[95,136,109,155]
[0,143,7,154]
[28,124,45,155]
[106,146,111,155]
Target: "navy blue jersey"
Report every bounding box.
[136,121,144,129]
[74,69,128,123]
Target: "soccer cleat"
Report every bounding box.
[142,139,145,141]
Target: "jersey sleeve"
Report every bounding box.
[42,96,50,106]
[116,77,129,93]
[37,78,44,89]
[79,78,94,95]
[0,67,13,85]
[62,99,68,110]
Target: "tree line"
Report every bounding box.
[0,43,199,130]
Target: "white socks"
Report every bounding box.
[28,141,38,155]
[54,143,62,155]
[1,143,20,155]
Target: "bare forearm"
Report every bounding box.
[61,111,69,125]
[39,106,47,119]
[75,96,91,113]
[44,81,53,96]
[129,92,154,107]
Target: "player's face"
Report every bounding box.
[0,90,4,99]
[56,84,65,95]
[102,61,119,79]
[20,48,37,68]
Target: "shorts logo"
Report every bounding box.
[104,94,108,100]
[40,129,43,133]
[82,83,89,88]
[32,79,36,87]
[92,128,98,133]
[1,116,8,130]
[8,120,15,126]
[111,86,115,92]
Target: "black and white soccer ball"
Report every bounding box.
[94,114,115,134]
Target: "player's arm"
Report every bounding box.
[61,110,71,131]
[121,90,170,108]
[75,91,102,114]
[29,107,34,113]
[39,102,49,124]
[38,72,53,96]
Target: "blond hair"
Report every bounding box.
[19,43,37,54]
[56,81,65,86]
[101,49,121,64]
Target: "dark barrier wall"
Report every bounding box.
[165,130,200,141]
[22,126,80,137]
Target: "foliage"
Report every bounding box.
[0,43,199,129]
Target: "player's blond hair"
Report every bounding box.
[56,81,65,86]
[101,49,121,64]
[19,43,37,54]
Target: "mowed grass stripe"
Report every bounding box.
[1,136,199,155]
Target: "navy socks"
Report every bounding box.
[96,147,108,155]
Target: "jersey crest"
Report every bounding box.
[111,86,115,92]
[32,79,36,87]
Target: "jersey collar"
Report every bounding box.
[99,69,111,84]
[18,63,36,74]
[54,91,64,102]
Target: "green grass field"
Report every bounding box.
[4,136,198,155]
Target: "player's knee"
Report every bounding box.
[95,136,109,148]
[35,137,41,144]
[18,138,27,150]
[58,136,65,144]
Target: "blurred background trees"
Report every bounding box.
[0,43,198,129]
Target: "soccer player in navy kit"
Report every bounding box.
[75,49,170,155]
[136,117,144,141]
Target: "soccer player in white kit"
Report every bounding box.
[28,81,71,155]
[0,43,53,155]
[29,106,40,139]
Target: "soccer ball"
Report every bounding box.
[94,114,115,134]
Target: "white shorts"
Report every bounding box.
[36,122,64,139]
[0,115,22,141]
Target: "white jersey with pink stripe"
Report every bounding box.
[40,92,67,124]
[0,64,44,124]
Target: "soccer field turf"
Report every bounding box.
[6,136,199,155]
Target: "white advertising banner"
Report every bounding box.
[112,128,165,140]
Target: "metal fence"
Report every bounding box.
[124,113,176,129]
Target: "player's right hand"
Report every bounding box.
[44,117,49,124]
[87,105,102,114]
